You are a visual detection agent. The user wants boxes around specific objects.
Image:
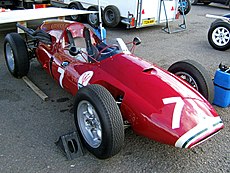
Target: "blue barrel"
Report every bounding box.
[213,69,230,108]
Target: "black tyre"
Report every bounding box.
[178,0,191,15]
[190,0,198,5]
[24,2,33,9]
[69,2,84,21]
[168,59,214,103]
[87,6,100,27]
[203,1,211,5]
[208,20,230,51]
[4,33,29,78]
[74,84,124,159]
[103,5,120,28]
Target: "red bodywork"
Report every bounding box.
[36,20,223,148]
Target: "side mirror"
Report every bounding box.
[69,46,80,56]
[133,37,141,46]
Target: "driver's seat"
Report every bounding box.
[83,28,99,62]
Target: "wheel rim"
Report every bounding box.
[70,6,78,20]
[212,26,230,47]
[5,42,15,72]
[77,100,102,148]
[105,9,115,23]
[179,0,188,10]
[175,72,199,90]
[89,13,98,25]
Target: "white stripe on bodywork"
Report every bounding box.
[116,38,131,54]
[78,71,94,89]
[58,67,65,88]
[175,116,223,148]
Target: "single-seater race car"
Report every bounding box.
[208,13,230,51]
[4,20,224,159]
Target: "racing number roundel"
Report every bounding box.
[78,71,94,89]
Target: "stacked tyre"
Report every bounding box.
[68,2,121,28]
[87,5,121,28]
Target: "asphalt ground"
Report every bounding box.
[0,3,229,173]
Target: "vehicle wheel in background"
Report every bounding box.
[24,2,33,9]
[168,59,214,103]
[69,2,84,21]
[4,33,30,78]
[74,84,124,159]
[190,0,198,5]
[87,6,101,27]
[103,5,120,28]
[208,20,230,51]
[203,1,211,5]
[178,0,191,15]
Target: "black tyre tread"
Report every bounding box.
[168,59,214,103]
[208,21,230,51]
[211,19,223,26]
[103,5,120,28]
[74,84,124,159]
[4,33,29,78]
[89,85,124,156]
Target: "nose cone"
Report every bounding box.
[175,116,223,148]
[174,99,224,148]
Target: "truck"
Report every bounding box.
[50,0,180,28]
[0,0,50,9]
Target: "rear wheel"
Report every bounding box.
[4,33,29,78]
[208,20,230,51]
[168,60,214,103]
[69,2,84,21]
[74,84,124,159]
[103,5,120,28]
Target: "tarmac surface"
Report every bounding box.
[0,3,229,173]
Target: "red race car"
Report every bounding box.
[4,20,224,159]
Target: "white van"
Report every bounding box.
[51,0,179,28]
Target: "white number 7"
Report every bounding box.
[58,67,65,88]
[163,97,184,129]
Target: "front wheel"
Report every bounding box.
[4,33,29,78]
[168,60,214,103]
[208,20,230,51]
[74,84,124,159]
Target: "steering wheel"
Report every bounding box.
[96,44,120,60]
